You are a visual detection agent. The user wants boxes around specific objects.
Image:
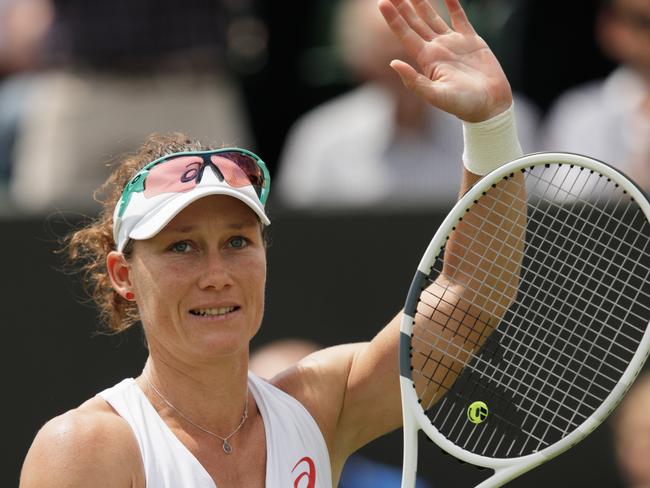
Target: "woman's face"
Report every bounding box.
[127,195,267,363]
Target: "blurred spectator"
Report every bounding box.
[541,0,650,190]
[612,371,650,487]
[0,0,52,76]
[7,0,265,214]
[250,339,433,488]
[0,0,53,193]
[275,0,539,211]
[249,339,322,379]
[462,0,530,91]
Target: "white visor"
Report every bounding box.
[113,167,270,252]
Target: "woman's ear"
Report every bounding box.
[107,251,134,300]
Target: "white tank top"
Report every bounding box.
[98,373,332,487]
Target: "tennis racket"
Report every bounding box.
[399,151,650,487]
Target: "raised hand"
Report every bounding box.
[378,0,513,122]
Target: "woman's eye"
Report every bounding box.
[170,241,193,253]
[228,236,249,249]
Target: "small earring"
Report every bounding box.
[125,291,135,300]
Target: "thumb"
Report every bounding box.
[390,60,440,106]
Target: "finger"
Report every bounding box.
[390,59,442,104]
[391,0,436,41]
[412,0,451,34]
[378,0,427,55]
[443,0,476,34]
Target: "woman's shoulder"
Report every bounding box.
[61,394,139,442]
[20,396,144,488]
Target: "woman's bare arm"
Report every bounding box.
[289,0,525,464]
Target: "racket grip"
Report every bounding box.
[401,405,419,488]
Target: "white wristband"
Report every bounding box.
[462,103,523,175]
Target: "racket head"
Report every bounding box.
[400,152,650,477]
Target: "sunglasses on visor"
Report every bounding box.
[117,148,270,218]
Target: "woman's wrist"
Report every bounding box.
[462,103,523,175]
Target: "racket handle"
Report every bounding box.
[401,407,419,488]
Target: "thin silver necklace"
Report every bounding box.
[143,375,248,454]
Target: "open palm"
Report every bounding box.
[378,0,512,122]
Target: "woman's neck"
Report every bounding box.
[138,352,251,437]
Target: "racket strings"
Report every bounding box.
[412,334,597,430]
[410,163,650,458]
[413,178,526,405]
[413,312,616,409]
[429,181,650,333]
[478,167,640,408]
[424,230,649,350]
[435,220,650,327]
[412,333,618,450]
[486,171,644,450]
[420,265,645,362]
[525,176,650,452]
[471,165,650,273]
[413,275,625,416]
[428,210,650,348]
[450,173,650,298]
[417,210,648,381]
[412,173,600,406]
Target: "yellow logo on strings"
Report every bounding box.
[468,401,489,424]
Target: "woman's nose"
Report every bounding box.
[197,251,234,290]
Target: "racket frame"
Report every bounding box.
[399,152,650,488]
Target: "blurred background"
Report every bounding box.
[3,0,649,486]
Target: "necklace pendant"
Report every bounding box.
[223,440,233,454]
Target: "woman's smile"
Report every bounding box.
[189,305,239,318]
[188,304,242,323]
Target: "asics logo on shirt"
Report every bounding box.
[291,456,316,488]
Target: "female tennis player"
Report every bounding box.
[20,0,524,486]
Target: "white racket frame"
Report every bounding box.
[399,152,650,488]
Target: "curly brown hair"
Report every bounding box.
[64,132,216,333]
